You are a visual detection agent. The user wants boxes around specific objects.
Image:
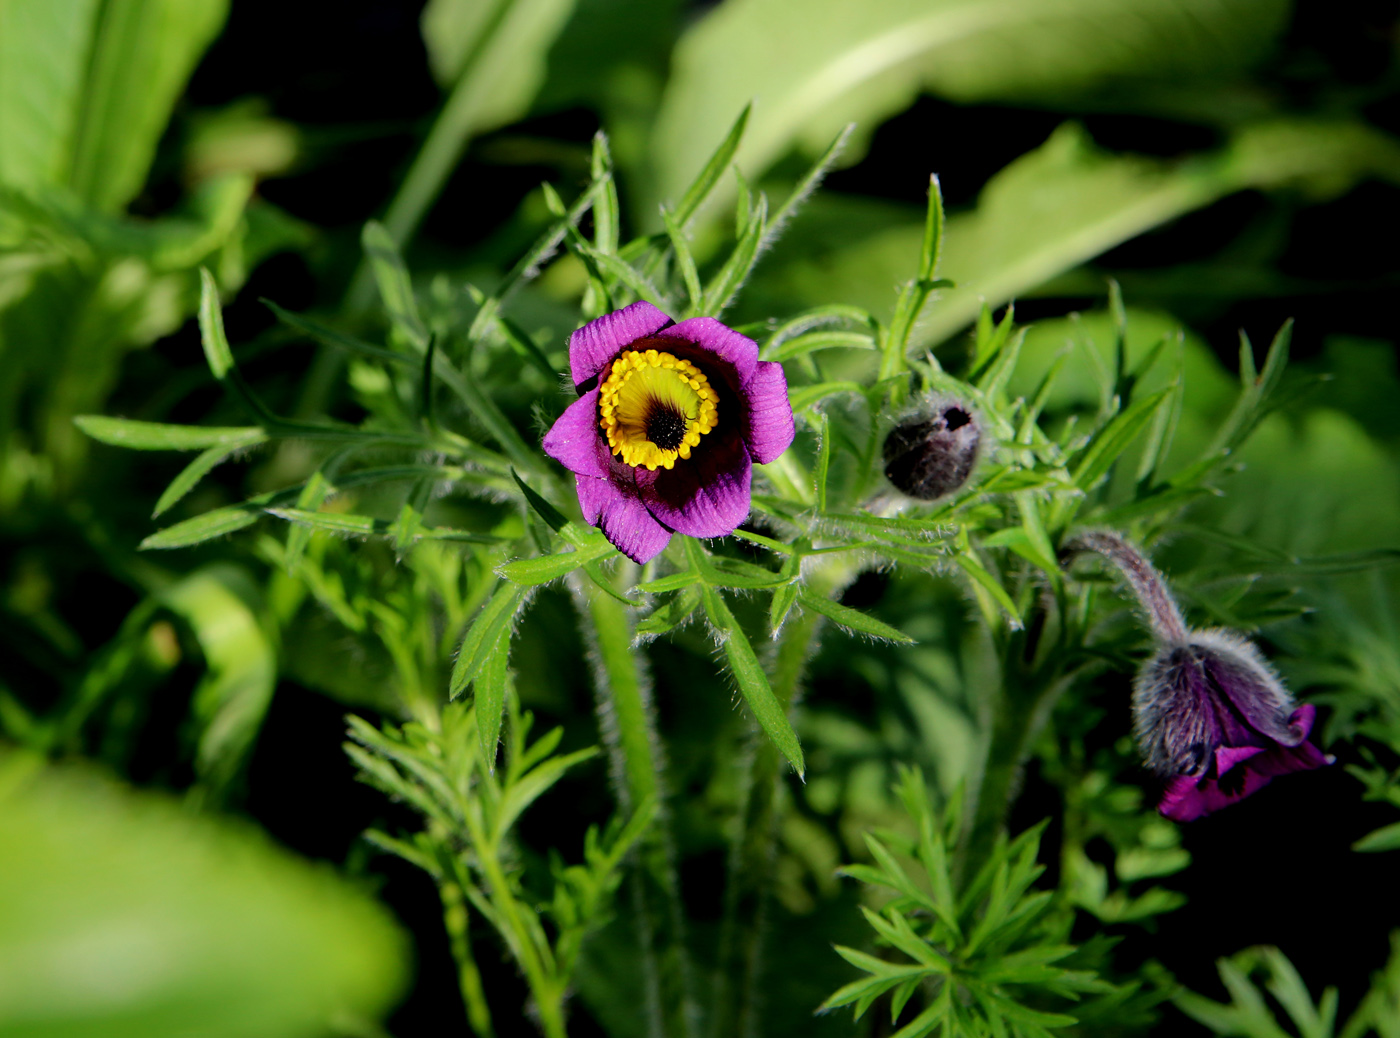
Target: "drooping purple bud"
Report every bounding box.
[1065,530,1331,821]
[883,398,981,500]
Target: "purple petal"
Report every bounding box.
[740,360,795,464]
[595,487,673,564]
[644,431,752,538]
[569,301,673,389]
[574,474,612,525]
[1215,743,1266,776]
[655,317,759,384]
[543,389,609,478]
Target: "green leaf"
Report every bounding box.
[476,631,510,772]
[73,415,265,452]
[67,0,230,212]
[954,552,1022,629]
[264,301,410,366]
[197,267,234,379]
[787,381,867,413]
[160,565,276,801]
[1072,388,1172,491]
[361,220,428,348]
[498,540,615,586]
[700,583,804,776]
[652,0,1289,213]
[0,755,408,1037]
[141,505,260,550]
[671,103,750,228]
[512,469,569,532]
[153,434,267,518]
[635,585,702,638]
[450,583,526,700]
[0,0,101,192]
[798,591,913,644]
[1354,821,1400,853]
[701,191,767,315]
[767,330,877,364]
[266,508,376,537]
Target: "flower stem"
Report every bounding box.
[577,576,698,1038]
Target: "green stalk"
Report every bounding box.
[710,570,838,1038]
[440,877,496,1038]
[578,577,698,1038]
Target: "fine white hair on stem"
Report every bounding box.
[1063,529,1188,645]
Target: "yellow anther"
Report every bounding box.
[597,349,720,470]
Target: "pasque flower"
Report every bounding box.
[1066,530,1330,821]
[882,396,981,500]
[543,301,795,563]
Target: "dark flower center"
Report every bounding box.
[646,404,689,451]
[943,407,971,430]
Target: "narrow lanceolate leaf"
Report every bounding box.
[497,540,616,585]
[476,632,511,772]
[700,584,805,776]
[660,205,703,314]
[1353,821,1400,853]
[284,469,335,574]
[672,103,750,227]
[766,330,877,364]
[701,192,767,315]
[264,301,410,366]
[1072,388,1172,491]
[74,416,265,452]
[511,469,569,532]
[954,552,1023,629]
[154,434,268,517]
[450,583,526,700]
[141,506,260,550]
[266,509,377,537]
[798,592,914,644]
[361,221,428,348]
[197,268,234,379]
[787,381,867,413]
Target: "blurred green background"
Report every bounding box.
[3,1,1400,1035]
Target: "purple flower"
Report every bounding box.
[1066,531,1330,821]
[542,301,795,564]
[1135,629,1331,822]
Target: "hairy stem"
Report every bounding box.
[577,577,698,1038]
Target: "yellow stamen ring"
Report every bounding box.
[598,348,719,470]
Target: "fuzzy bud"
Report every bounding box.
[1065,530,1330,821]
[882,399,981,500]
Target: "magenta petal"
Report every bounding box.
[645,433,752,538]
[655,317,759,384]
[596,489,673,564]
[543,390,609,478]
[569,301,673,388]
[574,474,611,525]
[1215,743,1266,776]
[740,360,795,464]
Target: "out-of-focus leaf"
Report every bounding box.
[68,0,231,212]
[750,120,1400,348]
[0,754,408,1037]
[140,505,260,550]
[653,0,1289,211]
[0,0,101,192]
[1353,821,1400,853]
[73,416,264,451]
[159,565,276,800]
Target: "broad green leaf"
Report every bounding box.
[653,0,1289,212]
[0,755,408,1037]
[74,415,264,451]
[141,505,260,550]
[68,0,230,212]
[699,583,804,776]
[0,0,101,191]
[798,591,914,644]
